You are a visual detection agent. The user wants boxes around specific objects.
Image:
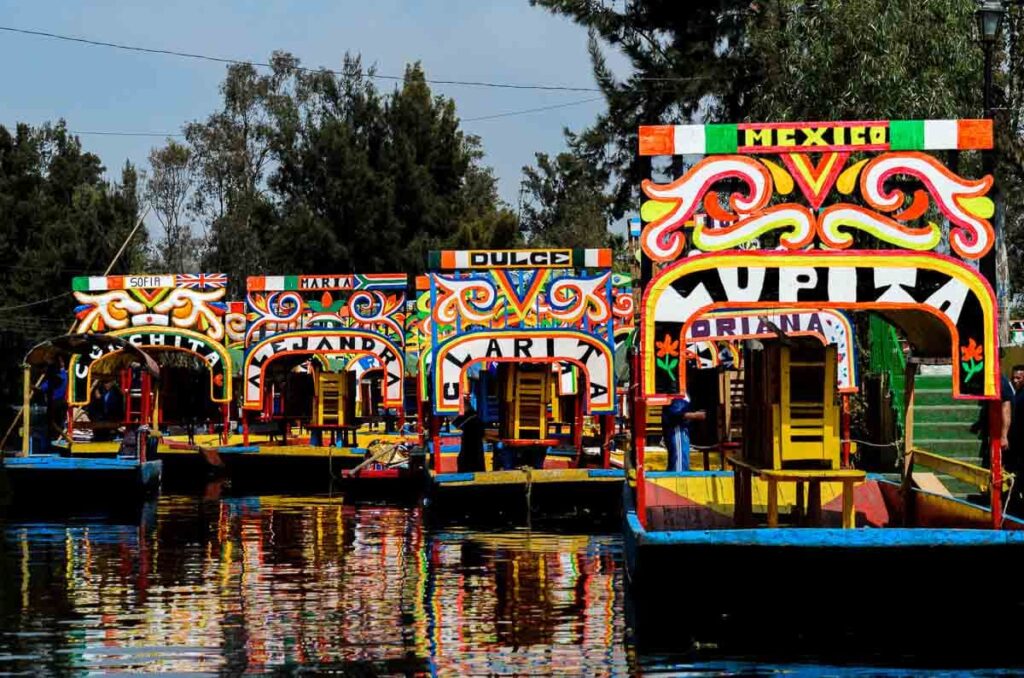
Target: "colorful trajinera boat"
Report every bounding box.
[2,333,163,506]
[623,118,1024,648]
[421,248,625,524]
[68,274,234,483]
[236,273,417,492]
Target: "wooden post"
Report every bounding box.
[900,361,918,526]
[222,402,230,444]
[601,414,613,469]
[429,412,442,474]
[991,400,1003,528]
[21,366,30,457]
[140,371,151,427]
[152,384,161,431]
[841,394,851,468]
[842,480,855,529]
[66,404,74,448]
[243,410,250,446]
[635,397,648,529]
[573,393,584,465]
[416,393,425,446]
[767,478,779,527]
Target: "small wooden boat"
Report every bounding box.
[2,334,162,507]
[420,249,625,525]
[624,116,1024,655]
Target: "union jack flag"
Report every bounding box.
[176,273,228,289]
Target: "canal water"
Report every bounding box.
[0,492,1019,675]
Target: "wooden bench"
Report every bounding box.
[728,456,865,529]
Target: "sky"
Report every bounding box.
[0,0,625,223]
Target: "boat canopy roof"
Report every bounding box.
[876,310,954,361]
[24,333,161,379]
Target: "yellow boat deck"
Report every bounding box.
[69,427,414,458]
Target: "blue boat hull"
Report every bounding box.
[1,456,162,506]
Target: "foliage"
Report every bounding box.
[519,132,614,250]
[532,0,1024,292]
[146,139,198,271]
[0,121,147,405]
[180,53,518,294]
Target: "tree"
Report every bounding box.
[0,121,147,407]
[258,57,518,276]
[146,140,197,271]
[186,53,297,294]
[520,134,614,250]
[530,0,756,217]
[533,0,1024,293]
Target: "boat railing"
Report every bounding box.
[909,447,1013,494]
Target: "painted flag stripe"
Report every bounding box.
[639,119,994,155]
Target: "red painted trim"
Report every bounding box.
[991,402,1003,528]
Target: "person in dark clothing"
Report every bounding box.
[973,373,1013,469]
[453,399,486,473]
[38,358,68,451]
[1005,365,1024,514]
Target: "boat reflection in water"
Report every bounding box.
[0,493,626,674]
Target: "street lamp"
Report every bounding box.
[976,0,1005,117]
[975,0,1006,292]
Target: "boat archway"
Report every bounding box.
[68,327,231,405]
[641,251,996,400]
[243,329,404,410]
[432,330,615,415]
[685,308,858,392]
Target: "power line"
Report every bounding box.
[6,97,606,138]
[463,97,603,122]
[0,292,71,313]
[0,25,605,93]
[71,130,183,138]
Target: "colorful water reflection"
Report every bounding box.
[0,495,626,674]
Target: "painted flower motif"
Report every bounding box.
[656,334,679,358]
[961,337,983,363]
[960,337,984,384]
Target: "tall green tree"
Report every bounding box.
[519,135,614,249]
[533,0,1024,293]
[192,54,518,280]
[0,121,147,405]
[146,140,198,271]
[186,54,296,294]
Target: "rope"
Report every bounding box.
[1002,473,1016,526]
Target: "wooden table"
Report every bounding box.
[728,456,866,529]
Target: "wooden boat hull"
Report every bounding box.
[213,447,361,493]
[337,467,427,502]
[1,456,162,507]
[426,468,624,527]
[623,479,1024,659]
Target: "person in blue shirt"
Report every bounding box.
[38,358,68,450]
[661,395,706,472]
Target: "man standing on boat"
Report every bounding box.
[454,396,485,473]
[38,358,68,453]
[661,395,705,472]
[1006,365,1024,513]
